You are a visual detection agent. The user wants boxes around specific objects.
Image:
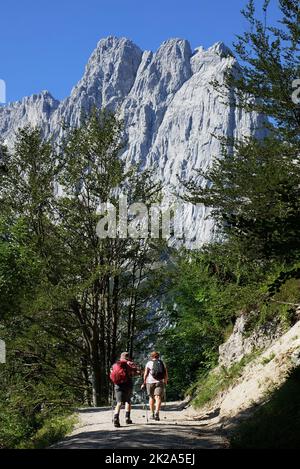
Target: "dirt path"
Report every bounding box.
[52,402,226,449]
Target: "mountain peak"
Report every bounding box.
[95,35,141,52]
[0,36,264,246]
[208,41,234,57]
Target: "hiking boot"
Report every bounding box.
[154,413,160,421]
[125,412,132,424]
[150,413,155,420]
[114,415,120,428]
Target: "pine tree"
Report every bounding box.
[183,0,300,263]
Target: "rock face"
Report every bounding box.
[219,320,300,419]
[192,319,300,422]
[219,312,284,368]
[0,91,59,144]
[0,36,266,246]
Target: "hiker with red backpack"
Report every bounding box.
[110,351,140,428]
[142,351,168,421]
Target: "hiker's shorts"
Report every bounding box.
[114,384,133,404]
[146,382,165,399]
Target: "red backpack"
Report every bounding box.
[110,360,128,385]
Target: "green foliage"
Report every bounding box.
[0,395,76,450]
[0,116,102,443]
[230,0,300,143]
[159,243,267,398]
[0,1,299,449]
[0,109,165,446]
[160,239,300,399]
[185,137,300,263]
[259,276,300,328]
[0,405,33,449]
[231,366,300,449]
[261,352,275,365]
[19,414,77,449]
[183,1,300,265]
[0,325,80,449]
[0,217,41,318]
[191,352,261,409]
[168,3,300,410]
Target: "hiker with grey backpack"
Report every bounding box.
[141,351,168,421]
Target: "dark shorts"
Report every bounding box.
[114,384,133,404]
[146,382,165,399]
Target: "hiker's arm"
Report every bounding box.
[143,368,148,383]
[142,368,149,386]
[127,360,140,376]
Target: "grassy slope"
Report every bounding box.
[0,411,77,449]
[20,414,78,449]
[190,352,260,409]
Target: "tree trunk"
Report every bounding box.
[127,305,132,354]
[111,275,119,364]
[91,358,102,407]
[81,356,92,406]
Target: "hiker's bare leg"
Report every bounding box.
[114,402,122,427]
[114,402,122,414]
[125,402,131,413]
[155,395,162,413]
[149,396,155,413]
[125,401,132,423]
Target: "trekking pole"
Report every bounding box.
[143,390,149,423]
[111,385,115,424]
[163,385,167,420]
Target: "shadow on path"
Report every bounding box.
[51,402,225,449]
[53,422,222,449]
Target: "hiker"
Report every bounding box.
[110,351,140,428]
[142,351,168,421]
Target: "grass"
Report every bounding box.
[261,352,276,365]
[191,351,261,409]
[231,366,300,449]
[17,414,77,449]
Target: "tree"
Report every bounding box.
[0,110,164,411]
[54,110,163,405]
[185,137,300,262]
[214,0,299,142]
[158,241,267,398]
[183,0,300,264]
[165,1,300,397]
[0,131,81,448]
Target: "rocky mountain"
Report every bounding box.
[0,36,266,246]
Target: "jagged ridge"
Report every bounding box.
[0,36,266,246]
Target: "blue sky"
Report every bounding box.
[0,0,280,103]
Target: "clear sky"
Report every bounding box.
[0,0,280,103]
